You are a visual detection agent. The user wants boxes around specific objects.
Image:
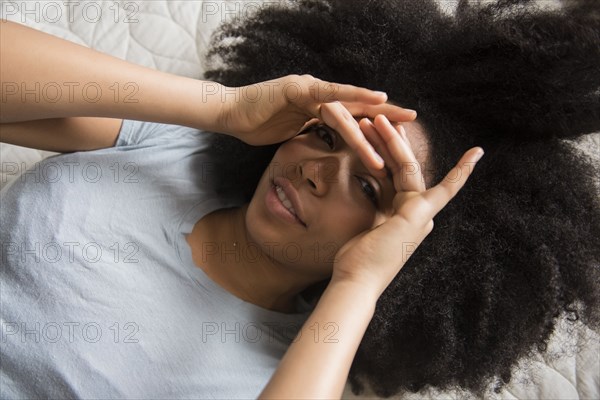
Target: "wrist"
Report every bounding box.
[330,265,389,301]
[157,78,227,132]
[183,81,249,140]
[324,279,380,312]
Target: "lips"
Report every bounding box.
[273,177,307,227]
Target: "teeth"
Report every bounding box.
[275,185,296,215]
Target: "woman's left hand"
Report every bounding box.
[330,115,484,299]
[214,74,417,172]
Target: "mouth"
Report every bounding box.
[270,177,307,227]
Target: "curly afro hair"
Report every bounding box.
[203,0,600,397]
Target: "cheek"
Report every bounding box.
[318,201,377,244]
[265,145,302,183]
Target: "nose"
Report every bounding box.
[299,156,344,196]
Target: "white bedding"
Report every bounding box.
[1,1,598,398]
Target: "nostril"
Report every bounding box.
[299,164,316,188]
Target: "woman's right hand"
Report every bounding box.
[330,115,484,299]
[212,74,418,173]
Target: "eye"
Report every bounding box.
[355,176,379,208]
[311,125,379,208]
[315,126,335,149]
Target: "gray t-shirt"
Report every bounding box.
[0,120,312,399]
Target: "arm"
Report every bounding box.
[259,281,377,399]
[0,19,219,151]
[0,20,221,129]
[1,19,415,168]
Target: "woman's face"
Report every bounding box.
[245,119,431,281]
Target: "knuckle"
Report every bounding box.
[325,82,339,93]
[301,74,316,88]
[320,102,333,112]
[425,220,434,233]
[285,74,302,84]
[322,101,341,110]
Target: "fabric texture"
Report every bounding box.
[0,120,312,399]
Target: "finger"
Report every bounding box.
[373,115,427,192]
[359,118,397,179]
[360,117,407,181]
[319,102,384,170]
[343,102,418,122]
[423,147,484,215]
[364,119,416,176]
[303,76,389,105]
[392,123,413,149]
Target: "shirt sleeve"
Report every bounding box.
[115,119,202,147]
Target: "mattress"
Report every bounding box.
[1,1,598,399]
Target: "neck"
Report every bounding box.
[187,205,319,314]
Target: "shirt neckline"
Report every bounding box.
[174,200,313,325]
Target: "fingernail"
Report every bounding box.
[374,91,387,97]
[474,148,485,162]
[406,109,417,117]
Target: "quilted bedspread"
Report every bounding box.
[1,1,598,399]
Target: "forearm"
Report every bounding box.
[0,20,221,130]
[259,280,377,399]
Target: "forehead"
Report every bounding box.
[401,120,430,173]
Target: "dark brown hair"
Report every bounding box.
[204,0,600,396]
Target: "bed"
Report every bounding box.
[1,1,598,398]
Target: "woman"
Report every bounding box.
[0,11,476,400]
[1,0,599,399]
